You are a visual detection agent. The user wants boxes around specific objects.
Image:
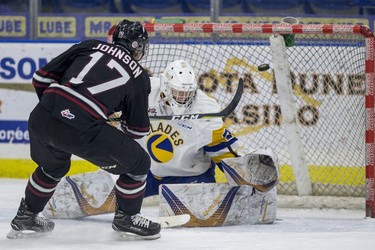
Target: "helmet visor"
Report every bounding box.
[133,41,149,61]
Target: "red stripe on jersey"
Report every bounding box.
[44,88,102,119]
[32,80,50,88]
[83,90,109,114]
[123,127,149,139]
[37,69,61,82]
[123,130,145,139]
[126,125,150,133]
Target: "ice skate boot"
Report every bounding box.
[7,198,55,239]
[112,209,161,240]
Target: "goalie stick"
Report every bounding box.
[109,78,244,122]
[157,214,191,228]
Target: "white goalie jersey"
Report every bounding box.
[136,77,240,177]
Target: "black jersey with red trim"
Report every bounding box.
[32,40,150,138]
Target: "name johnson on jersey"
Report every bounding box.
[92,43,143,78]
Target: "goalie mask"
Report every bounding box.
[107,19,149,61]
[160,60,198,114]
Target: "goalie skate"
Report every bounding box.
[7,198,55,239]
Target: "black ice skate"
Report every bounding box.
[112,209,161,240]
[7,198,55,239]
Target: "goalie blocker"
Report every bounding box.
[221,148,279,192]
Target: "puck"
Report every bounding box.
[258,64,270,71]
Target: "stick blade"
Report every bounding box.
[156,214,191,228]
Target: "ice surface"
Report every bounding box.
[1,178,374,250]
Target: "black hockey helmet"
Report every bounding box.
[107,19,149,61]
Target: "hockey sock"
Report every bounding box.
[114,174,146,215]
[24,166,60,213]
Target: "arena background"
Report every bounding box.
[1,0,374,181]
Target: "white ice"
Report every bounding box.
[1,178,374,250]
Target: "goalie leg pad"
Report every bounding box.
[221,148,279,192]
[42,170,116,219]
[159,183,277,227]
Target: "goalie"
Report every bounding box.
[43,60,279,226]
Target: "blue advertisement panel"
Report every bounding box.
[0,43,72,83]
[34,15,153,41]
[38,16,77,38]
[0,121,29,144]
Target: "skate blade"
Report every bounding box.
[113,231,161,241]
[7,228,51,239]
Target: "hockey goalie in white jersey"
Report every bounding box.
[43,60,279,226]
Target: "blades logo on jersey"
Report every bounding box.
[146,122,185,163]
[146,134,174,163]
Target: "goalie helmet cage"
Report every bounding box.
[142,23,375,218]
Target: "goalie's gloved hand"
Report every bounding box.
[259,155,275,167]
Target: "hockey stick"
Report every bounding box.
[110,78,244,122]
[157,214,191,228]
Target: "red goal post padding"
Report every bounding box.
[144,23,373,36]
[143,23,375,218]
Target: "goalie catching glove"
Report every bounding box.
[221,148,279,192]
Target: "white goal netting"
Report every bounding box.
[141,23,375,216]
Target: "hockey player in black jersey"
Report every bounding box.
[7,19,161,240]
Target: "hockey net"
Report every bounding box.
[142,23,375,217]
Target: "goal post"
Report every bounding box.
[141,23,375,218]
[270,34,312,196]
